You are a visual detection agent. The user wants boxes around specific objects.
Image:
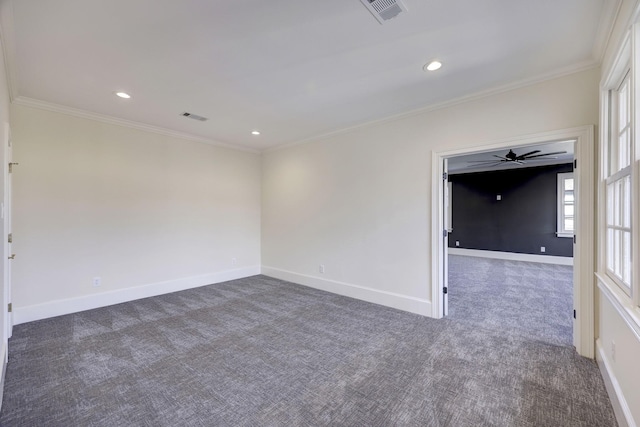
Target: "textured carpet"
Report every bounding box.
[448,255,574,347]
[0,257,616,426]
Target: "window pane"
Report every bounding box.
[619,89,625,128]
[623,231,631,286]
[564,205,574,216]
[610,75,632,174]
[614,179,622,227]
[607,183,614,225]
[620,129,631,168]
[619,80,627,129]
[564,178,574,191]
[609,91,619,174]
[609,126,618,174]
[564,218,574,232]
[564,191,574,203]
[607,228,614,271]
[619,78,631,169]
[623,175,631,228]
[614,229,621,276]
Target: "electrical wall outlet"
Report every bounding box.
[92,277,101,287]
[540,246,546,253]
[496,195,502,201]
[231,257,238,266]
[455,241,460,247]
[319,264,325,274]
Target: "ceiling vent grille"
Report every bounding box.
[360,0,408,24]
[181,112,208,122]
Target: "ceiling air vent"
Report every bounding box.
[181,112,208,122]
[360,0,408,24]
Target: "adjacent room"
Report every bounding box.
[0,0,638,425]
[445,141,576,347]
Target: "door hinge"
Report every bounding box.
[8,162,18,173]
[7,303,11,313]
[443,229,448,237]
[574,159,577,169]
[573,309,576,319]
[7,233,11,244]
[443,287,448,294]
[442,172,448,181]
[573,235,576,244]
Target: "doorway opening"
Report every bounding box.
[444,139,575,347]
[431,126,595,358]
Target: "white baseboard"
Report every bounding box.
[13,266,261,325]
[261,266,432,317]
[596,339,636,427]
[448,248,573,266]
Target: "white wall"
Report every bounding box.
[11,105,261,322]
[596,285,640,426]
[262,67,599,315]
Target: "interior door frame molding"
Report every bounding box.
[431,125,595,358]
[3,122,11,344]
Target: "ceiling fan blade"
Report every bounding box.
[525,157,559,160]
[467,160,507,163]
[524,151,567,159]
[465,161,503,168]
[517,150,541,159]
[493,155,509,160]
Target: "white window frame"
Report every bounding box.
[556,172,574,238]
[598,27,639,311]
[605,71,633,294]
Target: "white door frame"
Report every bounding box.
[3,122,11,344]
[442,158,449,316]
[430,125,595,358]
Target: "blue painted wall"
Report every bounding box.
[449,163,573,257]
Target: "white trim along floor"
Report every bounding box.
[448,248,573,266]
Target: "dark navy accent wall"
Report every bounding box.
[449,163,573,257]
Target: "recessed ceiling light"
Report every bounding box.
[251,131,261,135]
[424,61,442,72]
[115,92,131,99]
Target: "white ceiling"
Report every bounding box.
[5,0,613,151]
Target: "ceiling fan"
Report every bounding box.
[467,149,567,168]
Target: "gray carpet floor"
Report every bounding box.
[448,255,574,347]
[0,256,616,426]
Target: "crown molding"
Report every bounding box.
[12,97,259,154]
[0,4,256,153]
[592,0,623,62]
[267,60,600,153]
[2,0,601,156]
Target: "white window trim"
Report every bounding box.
[598,25,639,310]
[603,184,633,296]
[556,172,574,238]
[605,68,632,294]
